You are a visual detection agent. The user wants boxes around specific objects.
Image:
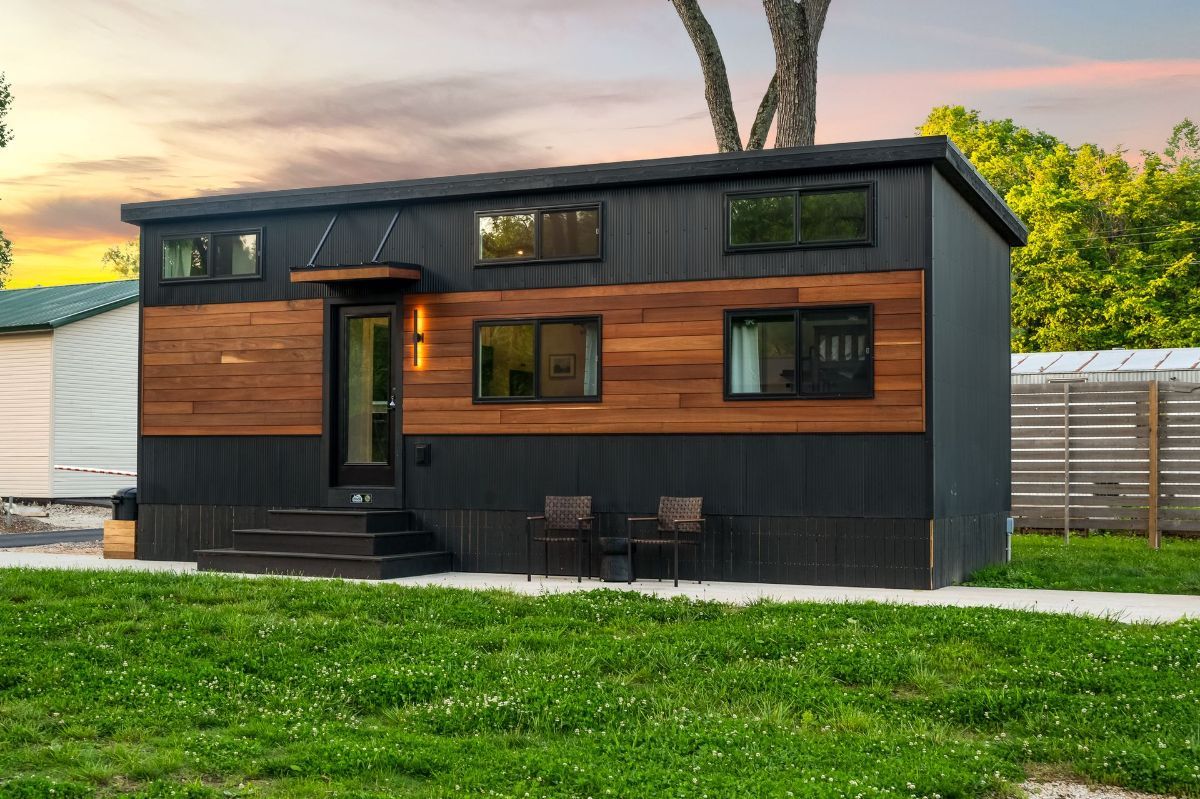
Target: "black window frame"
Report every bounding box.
[472,315,603,404]
[474,203,603,267]
[160,227,264,283]
[723,304,874,401]
[723,183,875,253]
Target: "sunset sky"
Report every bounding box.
[2,0,1197,288]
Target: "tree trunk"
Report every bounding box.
[669,0,742,152]
[763,0,829,148]
[745,73,778,150]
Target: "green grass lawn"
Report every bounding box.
[966,533,1200,595]
[1,570,1198,798]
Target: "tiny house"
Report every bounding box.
[120,137,1026,589]
[0,280,139,499]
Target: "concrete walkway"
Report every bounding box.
[0,551,1196,624]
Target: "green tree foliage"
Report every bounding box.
[0,72,12,289]
[101,239,140,277]
[921,106,1200,352]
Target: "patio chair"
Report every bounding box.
[527,496,594,583]
[626,496,705,587]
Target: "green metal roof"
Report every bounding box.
[0,280,139,333]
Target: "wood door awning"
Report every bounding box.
[289,262,422,284]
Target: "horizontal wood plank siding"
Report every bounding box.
[403,270,924,434]
[141,300,324,435]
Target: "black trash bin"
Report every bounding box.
[111,487,138,521]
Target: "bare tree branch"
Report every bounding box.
[763,0,830,148]
[669,0,742,152]
[745,73,778,150]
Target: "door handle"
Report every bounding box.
[387,390,397,411]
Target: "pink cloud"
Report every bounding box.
[883,58,1200,92]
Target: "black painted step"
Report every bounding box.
[268,509,414,534]
[232,528,434,557]
[196,548,452,580]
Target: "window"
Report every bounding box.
[479,213,535,261]
[726,306,872,399]
[725,186,871,250]
[162,230,261,280]
[476,317,600,402]
[476,205,601,264]
[800,189,869,243]
[729,194,795,247]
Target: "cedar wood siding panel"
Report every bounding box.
[138,166,929,307]
[141,299,324,435]
[403,271,924,435]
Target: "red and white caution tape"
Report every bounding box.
[53,465,137,477]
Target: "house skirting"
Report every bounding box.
[135,504,1006,589]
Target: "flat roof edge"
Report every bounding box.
[120,136,1026,246]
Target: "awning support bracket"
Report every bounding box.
[307,212,339,267]
[371,209,401,264]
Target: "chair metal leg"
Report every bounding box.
[544,541,549,579]
[657,544,662,582]
[673,540,679,588]
[527,520,532,582]
[576,535,582,583]
[626,518,634,584]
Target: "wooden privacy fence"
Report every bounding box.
[1011,380,1200,543]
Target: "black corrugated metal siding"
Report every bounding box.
[926,170,1012,585]
[932,513,1008,587]
[137,504,269,561]
[404,434,930,518]
[417,510,931,589]
[929,170,1012,519]
[139,436,322,506]
[141,166,930,306]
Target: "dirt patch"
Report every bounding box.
[1022,780,1181,799]
[0,515,54,534]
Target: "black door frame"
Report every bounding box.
[322,295,404,508]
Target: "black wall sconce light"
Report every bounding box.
[412,308,425,366]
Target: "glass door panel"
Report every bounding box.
[336,308,395,486]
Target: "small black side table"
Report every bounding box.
[598,537,631,582]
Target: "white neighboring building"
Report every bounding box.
[0,280,139,499]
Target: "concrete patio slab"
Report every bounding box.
[0,551,1196,624]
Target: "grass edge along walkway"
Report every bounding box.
[0,568,1198,798]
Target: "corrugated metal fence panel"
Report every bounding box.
[141,166,929,307]
[1010,380,1200,533]
[403,434,931,519]
[1013,371,1200,384]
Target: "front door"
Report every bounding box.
[334,305,396,487]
